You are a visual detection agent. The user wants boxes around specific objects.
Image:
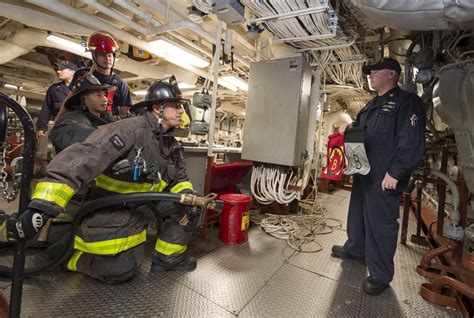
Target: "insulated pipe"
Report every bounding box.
[0,28,167,81]
[113,0,161,27]
[136,0,253,66]
[224,28,233,56]
[207,21,223,157]
[0,2,93,35]
[150,20,251,68]
[431,170,460,226]
[9,59,56,75]
[82,0,150,35]
[111,0,250,68]
[137,0,255,53]
[0,42,31,65]
[353,0,474,30]
[431,276,474,299]
[305,70,320,164]
[25,0,208,77]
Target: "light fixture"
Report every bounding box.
[133,90,148,96]
[178,82,195,89]
[220,75,248,91]
[217,78,238,92]
[148,38,209,68]
[46,35,92,58]
[4,84,19,90]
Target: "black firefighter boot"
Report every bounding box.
[151,256,197,273]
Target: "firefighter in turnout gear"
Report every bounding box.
[51,74,111,153]
[3,81,197,283]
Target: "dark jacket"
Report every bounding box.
[37,82,70,131]
[353,86,426,183]
[51,109,108,153]
[29,111,192,216]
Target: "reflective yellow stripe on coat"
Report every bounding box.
[31,182,75,209]
[170,181,193,193]
[74,229,147,255]
[95,174,168,193]
[155,239,187,256]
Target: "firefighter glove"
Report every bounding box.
[6,208,47,242]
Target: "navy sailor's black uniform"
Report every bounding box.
[343,86,425,284]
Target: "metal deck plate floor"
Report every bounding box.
[0,190,460,317]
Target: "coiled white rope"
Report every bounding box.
[257,198,343,253]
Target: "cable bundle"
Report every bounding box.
[243,0,366,88]
[192,0,213,14]
[250,165,309,205]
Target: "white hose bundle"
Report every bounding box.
[250,165,309,205]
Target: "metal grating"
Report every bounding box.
[176,229,293,315]
[239,264,362,317]
[0,189,462,317]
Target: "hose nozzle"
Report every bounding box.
[180,193,224,213]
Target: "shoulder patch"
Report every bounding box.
[109,134,125,150]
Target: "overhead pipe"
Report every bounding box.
[0,2,93,35]
[112,0,161,27]
[135,0,254,66]
[353,0,474,30]
[25,0,208,77]
[305,70,321,164]
[9,59,56,75]
[88,0,251,70]
[0,41,32,65]
[137,0,255,52]
[82,0,150,35]
[148,20,251,68]
[110,0,214,60]
[207,21,223,157]
[0,28,184,82]
[224,28,233,56]
[430,170,460,227]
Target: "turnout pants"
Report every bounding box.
[54,200,194,283]
[343,174,400,284]
[67,208,148,284]
[152,200,195,265]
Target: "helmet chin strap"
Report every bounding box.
[92,53,116,74]
[158,103,165,154]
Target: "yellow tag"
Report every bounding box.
[241,211,250,231]
[132,47,150,59]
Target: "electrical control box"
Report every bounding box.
[215,0,245,25]
[242,56,316,167]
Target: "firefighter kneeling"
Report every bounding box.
[1,81,197,283]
